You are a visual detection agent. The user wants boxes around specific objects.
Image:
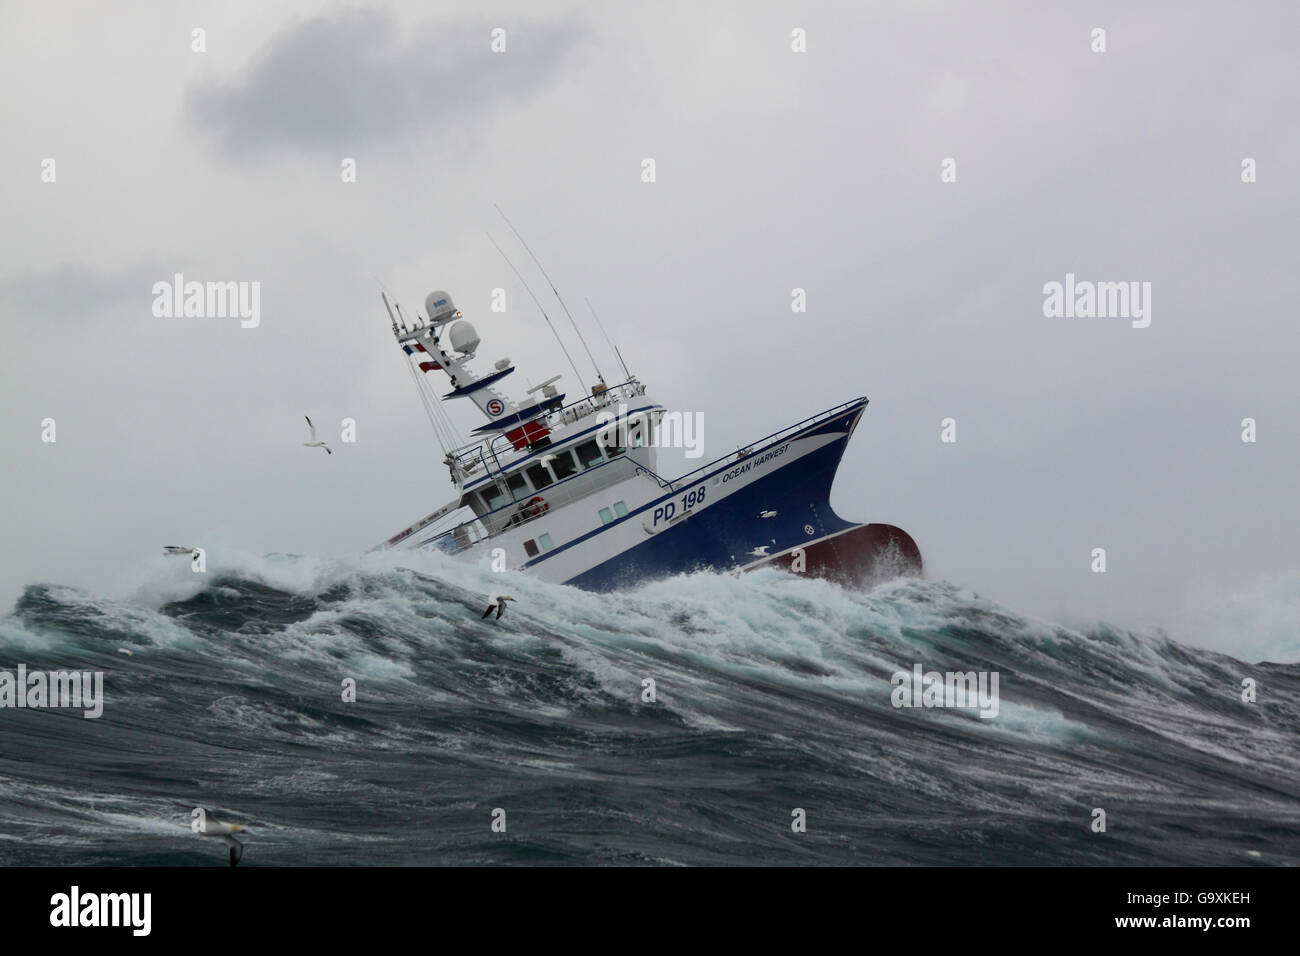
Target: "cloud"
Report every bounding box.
[185,9,588,156]
[0,262,165,318]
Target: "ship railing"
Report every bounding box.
[426,517,489,555]
[667,396,869,490]
[447,378,648,482]
[485,377,647,461]
[447,444,493,484]
[543,378,646,432]
[631,461,678,490]
[424,453,653,554]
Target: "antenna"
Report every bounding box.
[380,283,465,453]
[585,297,632,381]
[495,205,604,384]
[381,292,399,334]
[486,232,585,389]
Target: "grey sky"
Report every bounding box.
[2,1,1297,661]
[187,10,589,154]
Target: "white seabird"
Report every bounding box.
[303,416,332,455]
[749,546,771,557]
[196,811,247,867]
[481,594,515,619]
[758,510,778,519]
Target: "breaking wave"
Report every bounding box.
[0,549,1297,865]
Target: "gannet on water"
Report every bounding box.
[303,416,332,455]
[481,594,515,619]
[196,811,247,867]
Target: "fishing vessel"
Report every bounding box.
[374,286,921,590]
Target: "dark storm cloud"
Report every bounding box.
[186,9,587,155]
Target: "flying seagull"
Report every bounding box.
[196,810,247,867]
[303,416,332,455]
[758,510,778,519]
[481,594,515,619]
[749,546,771,557]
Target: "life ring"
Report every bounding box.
[519,496,549,520]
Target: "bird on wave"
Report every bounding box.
[481,594,515,619]
[195,810,248,867]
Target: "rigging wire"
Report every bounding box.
[486,231,585,390]
[380,275,472,452]
[404,357,449,450]
[494,205,604,384]
[585,297,632,381]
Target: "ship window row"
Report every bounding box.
[471,436,626,514]
[523,532,554,559]
[598,500,629,525]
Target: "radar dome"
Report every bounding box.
[447,320,480,355]
[425,290,458,326]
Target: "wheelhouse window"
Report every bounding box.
[523,539,539,558]
[576,439,604,470]
[626,415,648,448]
[613,500,628,518]
[506,472,530,501]
[550,450,578,481]
[525,462,554,490]
[481,482,509,512]
[599,507,613,525]
[538,533,553,551]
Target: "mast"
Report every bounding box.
[384,289,568,476]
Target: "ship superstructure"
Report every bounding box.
[376,287,921,591]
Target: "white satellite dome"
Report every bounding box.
[425,290,458,326]
[447,320,480,355]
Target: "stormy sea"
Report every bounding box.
[1,550,1297,867]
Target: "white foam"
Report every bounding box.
[1177,568,1300,663]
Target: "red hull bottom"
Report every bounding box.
[750,523,922,589]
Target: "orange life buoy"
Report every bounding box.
[520,496,548,519]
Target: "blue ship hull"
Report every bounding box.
[562,402,920,591]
